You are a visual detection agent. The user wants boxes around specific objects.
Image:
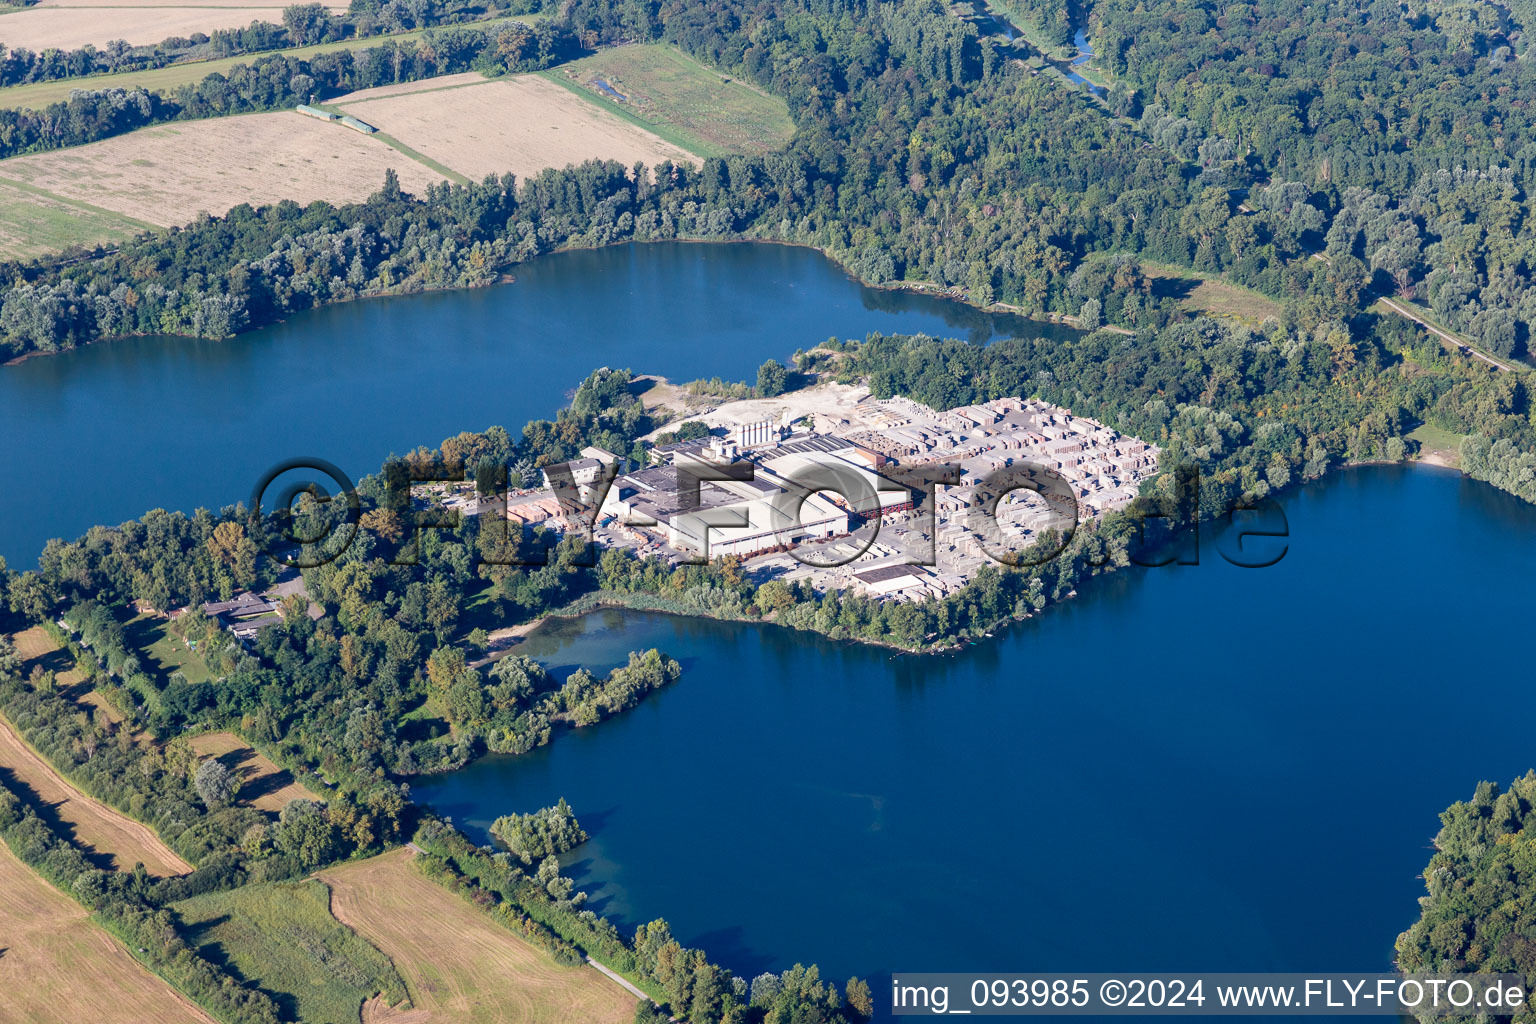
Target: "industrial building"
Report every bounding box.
[602,429,908,560]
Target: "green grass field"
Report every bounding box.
[124,614,210,686]
[0,16,543,111]
[1408,423,1466,455]
[542,44,795,159]
[0,176,151,261]
[174,879,408,1024]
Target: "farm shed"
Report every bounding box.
[295,104,340,122]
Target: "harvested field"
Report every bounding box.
[0,842,215,1024]
[189,731,318,813]
[0,111,446,229]
[0,2,343,51]
[333,74,699,181]
[547,44,796,158]
[320,848,636,1024]
[334,71,490,104]
[0,177,147,260]
[8,625,85,686]
[0,714,191,876]
[10,625,59,663]
[0,22,535,111]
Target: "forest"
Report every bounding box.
[1396,773,1536,982]
[5,0,1536,367]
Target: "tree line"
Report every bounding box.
[0,0,548,88]
[415,814,874,1022]
[0,19,578,169]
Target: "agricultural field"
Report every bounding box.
[0,842,215,1024]
[188,731,319,813]
[0,178,149,260]
[0,17,543,111]
[543,44,796,158]
[330,72,700,181]
[0,110,447,232]
[175,878,409,1023]
[0,713,192,876]
[319,849,636,1024]
[0,0,345,51]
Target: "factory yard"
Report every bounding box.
[331,73,700,180]
[0,0,344,51]
[631,385,1159,598]
[436,380,1158,604]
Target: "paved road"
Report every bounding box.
[1374,294,1520,373]
[1309,251,1518,372]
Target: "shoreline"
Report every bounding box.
[0,236,1079,370]
[460,460,1475,668]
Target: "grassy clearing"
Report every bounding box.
[7,625,134,737]
[175,878,409,1024]
[0,713,192,876]
[319,849,635,1024]
[543,44,795,159]
[1408,423,1466,465]
[187,732,319,813]
[1141,261,1283,322]
[0,841,215,1024]
[124,613,210,685]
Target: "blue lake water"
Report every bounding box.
[414,464,1536,1016]
[0,242,1074,566]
